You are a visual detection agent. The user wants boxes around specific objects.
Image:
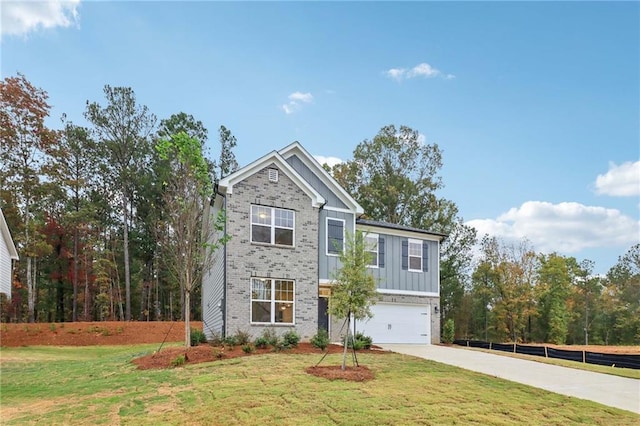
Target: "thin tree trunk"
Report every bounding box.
[123,195,131,321]
[342,314,350,371]
[84,250,90,321]
[27,256,35,323]
[72,226,79,321]
[184,290,191,348]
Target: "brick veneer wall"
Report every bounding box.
[224,164,319,341]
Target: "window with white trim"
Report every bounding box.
[365,233,379,267]
[408,239,422,272]
[250,205,294,246]
[251,278,294,324]
[327,218,345,255]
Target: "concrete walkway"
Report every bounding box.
[381,344,640,414]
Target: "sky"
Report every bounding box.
[1,1,639,275]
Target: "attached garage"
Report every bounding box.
[355,303,430,344]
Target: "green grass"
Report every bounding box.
[461,347,640,380]
[1,345,638,425]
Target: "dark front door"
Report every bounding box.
[318,297,329,332]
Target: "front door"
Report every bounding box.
[318,297,329,332]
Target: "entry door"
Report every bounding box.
[318,297,329,332]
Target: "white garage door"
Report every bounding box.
[355,303,430,344]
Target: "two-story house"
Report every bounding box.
[202,142,445,344]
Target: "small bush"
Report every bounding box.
[347,332,372,350]
[49,323,56,332]
[282,330,300,348]
[171,354,186,367]
[190,328,207,346]
[207,332,224,346]
[254,336,269,349]
[261,328,279,347]
[223,335,238,346]
[443,318,455,344]
[311,329,329,351]
[242,344,254,354]
[234,329,252,346]
[211,348,225,359]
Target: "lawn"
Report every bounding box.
[1,344,638,425]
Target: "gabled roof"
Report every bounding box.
[278,141,364,215]
[218,150,326,208]
[0,208,18,261]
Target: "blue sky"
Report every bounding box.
[2,1,639,275]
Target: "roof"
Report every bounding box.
[278,142,364,215]
[218,150,326,208]
[356,218,448,240]
[0,208,19,261]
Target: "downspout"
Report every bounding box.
[214,184,228,338]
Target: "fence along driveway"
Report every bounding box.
[381,344,640,414]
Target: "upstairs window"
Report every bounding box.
[365,233,379,267]
[327,218,345,255]
[408,239,422,272]
[251,205,294,246]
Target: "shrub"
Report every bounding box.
[223,335,238,346]
[282,330,300,348]
[234,329,252,346]
[190,328,207,346]
[242,344,254,354]
[49,323,56,332]
[211,348,225,359]
[261,328,279,347]
[310,329,329,351]
[443,318,455,344]
[254,336,269,349]
[171,354,186,367]
[347,332,372,350]
[207,332,224,346]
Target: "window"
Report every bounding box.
[251,205,294,246]
[408,239,422,272]
[365,233,379,267]
[251,278,294,324]
[327,218,344,255]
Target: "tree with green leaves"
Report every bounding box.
[536,253,575,344]
[328,231,378,370]
[155,131,228,348]
[218,125,238,180]
[85,86,156,321]
[603,244,640,344]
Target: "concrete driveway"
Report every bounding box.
[381,344,640,414]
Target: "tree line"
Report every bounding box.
[2,74,637,345]
[1,73,237,324]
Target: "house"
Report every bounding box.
[0,208,18,300]
[202,142,446,344]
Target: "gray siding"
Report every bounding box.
[286,155,348,209]
[0,230,10,299]
[360,231,439,294]
[318,210,355,280]
[202,197,226,339]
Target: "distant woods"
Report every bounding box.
[1,74,237,324]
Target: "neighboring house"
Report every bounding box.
[0,208,18,300]
[202,142,446,344]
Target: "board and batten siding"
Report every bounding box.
[357,229,440,295]
[318,209,355,280]
[285,154,348,209]
[201,197,226,339]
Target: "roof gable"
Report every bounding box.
[278,142,364,215]
[0,208,19,260]
[218,150,325,208]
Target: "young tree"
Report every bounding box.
[155,132,227,348]
[328,231,377,370]
[218,125,239,180]
[85,86,156,321]
[0,73,57,322]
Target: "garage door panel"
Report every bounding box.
[356,303,429,344]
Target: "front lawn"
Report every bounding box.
[0,344,637,425]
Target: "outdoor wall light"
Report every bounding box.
[434,305,439,314]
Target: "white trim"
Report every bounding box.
[326,217,345,256]
[278,142,364,215]
[364,232,379,268]
[219,150,325,208]
[319,279,333,285]
[408,238,423,272]
[377,288,439,298]
[356,223,443,242]
[0,208,18,260]
[322,206,354,214]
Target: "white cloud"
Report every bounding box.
[282,91,313,114]
[1,0,81,38]
[313,155,343,169]
[467,201,639,253]
[385,62,454,81]
[594,161,640,197]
